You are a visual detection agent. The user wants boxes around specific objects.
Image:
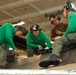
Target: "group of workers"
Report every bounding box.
[0,1,76,69]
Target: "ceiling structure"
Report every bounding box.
[0,0,76,38]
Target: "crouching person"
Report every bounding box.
[26,24,52,57]
[39,1,76,68]
[0,23,27,69]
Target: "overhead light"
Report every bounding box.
[13,21,25,26]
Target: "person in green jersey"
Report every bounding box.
[26,24,52,57]
[0,23,27,68]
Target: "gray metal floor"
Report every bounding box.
[5,53,51,69]
[5,48,76,69]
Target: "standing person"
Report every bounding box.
[26,24,52,57]
[0,23,27,68]
[39,1,76,68]
[49,14,68,41]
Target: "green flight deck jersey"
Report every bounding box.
[0,23,16,50]
[26,31,52,48]
[64,12,76,36]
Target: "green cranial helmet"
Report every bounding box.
[64,1,76,11]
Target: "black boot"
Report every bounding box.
[39,54,61,68]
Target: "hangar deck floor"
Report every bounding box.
[5,48,76,70]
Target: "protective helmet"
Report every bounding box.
[63,1,76,11]
[49,14,61,24]
[16,26,28,36]
[30,24,41,32]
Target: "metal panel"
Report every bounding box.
[0,0,21,4]
[0,11,12,21]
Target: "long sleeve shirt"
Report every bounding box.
[63,12,76,36]
[26,31,52,48]
[0,23,16,50]
[51,22,68,41]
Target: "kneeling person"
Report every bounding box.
[26,24,52,57]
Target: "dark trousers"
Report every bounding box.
[62,43,76,52]
[26,47,40,57]
[26,45,46,57]
[52,33,76,57]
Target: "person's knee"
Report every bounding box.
[66,34,75,40]
[27,54,33,57]
[26,47,34,57]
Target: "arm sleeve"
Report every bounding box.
[5,24,16,50]
[4,42,10,50]
[42,32,52,48]
[26,32,38,48]
[65,23,68,30]
[51,29,56,41]
[63,18,76,36]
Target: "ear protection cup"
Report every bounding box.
[64,1,71,10]
[57,16,61,20]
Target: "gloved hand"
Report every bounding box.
[45,47,49,49]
